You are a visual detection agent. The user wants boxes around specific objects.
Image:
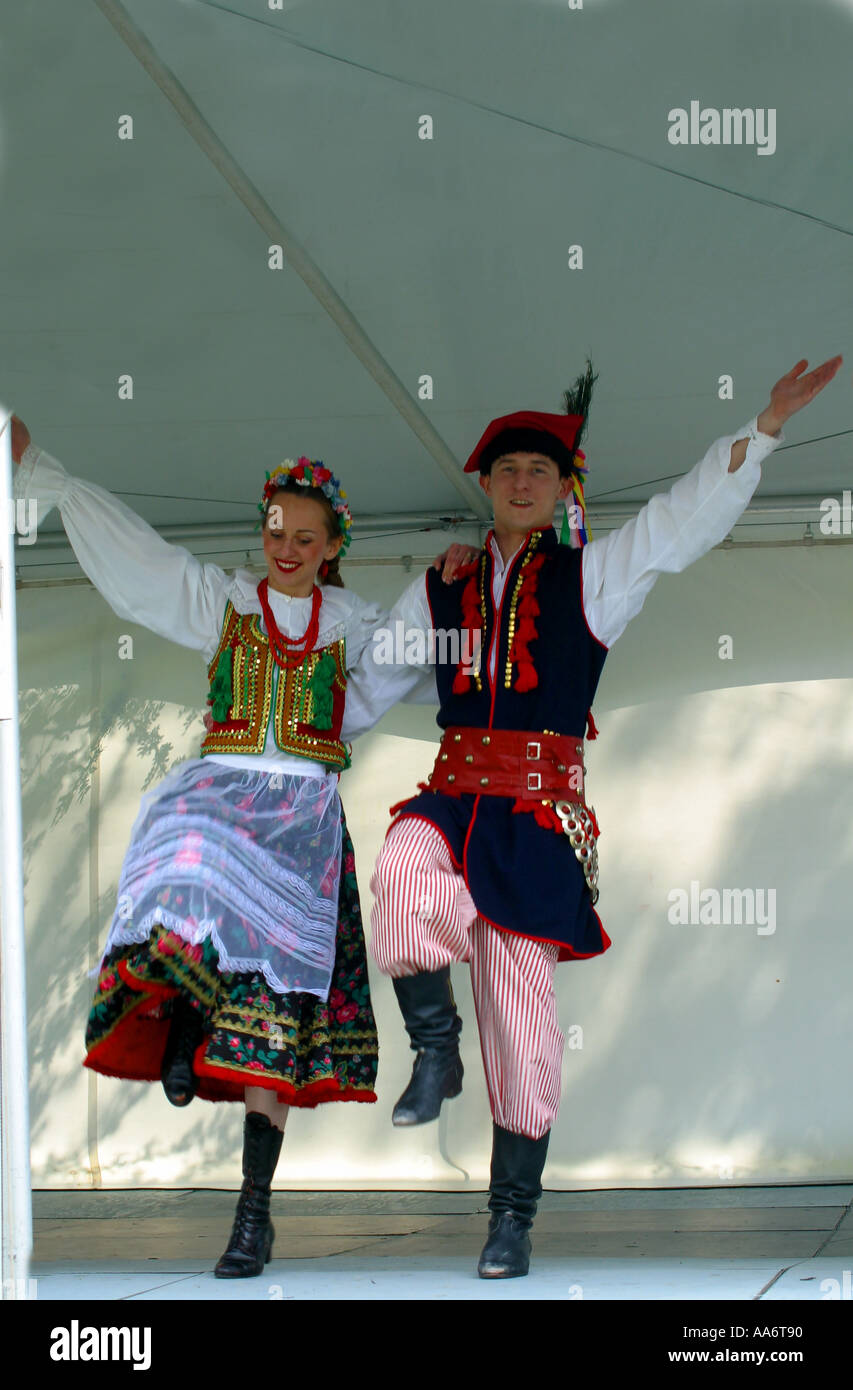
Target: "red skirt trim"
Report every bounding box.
[84,960,377,1106]
[193,1054,377,1108]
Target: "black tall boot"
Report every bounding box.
[214,1112,285,1278]
[477,1123,550,1279]
[391,968,463,1126]
[160,994,206,1107]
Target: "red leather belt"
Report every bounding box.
[426,726,586,802]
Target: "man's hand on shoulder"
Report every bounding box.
[10,414,31,465]
[432,542,480,583]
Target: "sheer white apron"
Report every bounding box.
[100,759,343,1000]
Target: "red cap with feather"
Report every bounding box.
[464,410,584,473]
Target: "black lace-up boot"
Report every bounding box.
[391,968,463,1126]
[477,1123,550,1278]
[214,1112,285,1278]
[160,994,206,1107]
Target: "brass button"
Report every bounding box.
[447,774,456,783]
[464,754,474,764]
[440,753,448,762]
[481,735,490,745]
[557,764,566,773]
[453,733,462,742]
[480,776,489,786]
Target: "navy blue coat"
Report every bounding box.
[390,527,611,961]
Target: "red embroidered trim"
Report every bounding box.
[452,563,484,694]
[508,551,546,691]
[388,779,441,817]
[511,797,564,832]
[511,795,600,839]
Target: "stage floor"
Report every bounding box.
[30,1183,853,1301]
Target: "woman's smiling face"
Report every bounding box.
[262,489,343,597]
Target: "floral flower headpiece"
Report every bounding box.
[258,457,353,554]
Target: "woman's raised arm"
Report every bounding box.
[11,416,230,654]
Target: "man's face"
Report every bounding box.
[479,452,572,535]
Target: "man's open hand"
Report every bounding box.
[760,355,843,434]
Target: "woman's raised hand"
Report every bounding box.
[10,415,31,465]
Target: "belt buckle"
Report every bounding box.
[526,742,541,792]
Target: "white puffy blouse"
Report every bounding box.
[14,443,389,780]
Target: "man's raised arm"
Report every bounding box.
[583,355,843,649]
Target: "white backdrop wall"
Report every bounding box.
[15,542,853,1188]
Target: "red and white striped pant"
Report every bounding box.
[369,816,563,1140]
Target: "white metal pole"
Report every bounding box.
[0,405,33,1301]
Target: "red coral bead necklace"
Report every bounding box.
[257,578,321,669]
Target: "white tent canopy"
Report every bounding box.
[4,0,852,545]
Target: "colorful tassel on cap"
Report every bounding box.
[559,449,591,548]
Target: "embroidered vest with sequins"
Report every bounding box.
[200,602,350,771]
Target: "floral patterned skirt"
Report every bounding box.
[83,817,378,1106]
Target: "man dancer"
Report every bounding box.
[349,353,841,1279]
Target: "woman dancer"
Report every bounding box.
[10,413,465,1277]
